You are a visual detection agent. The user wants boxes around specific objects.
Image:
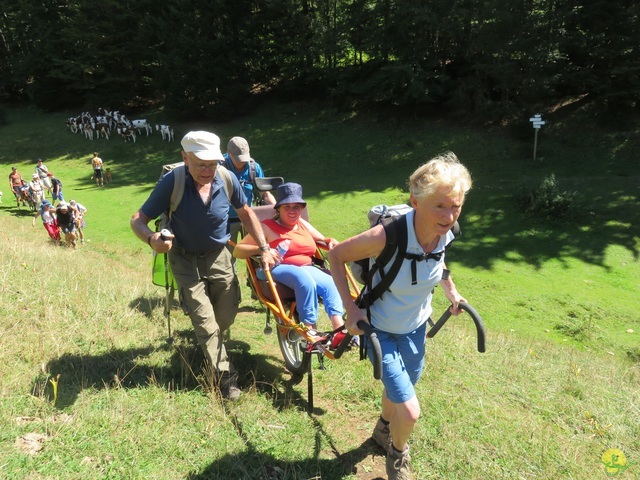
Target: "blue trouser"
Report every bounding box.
[259,264,343,326]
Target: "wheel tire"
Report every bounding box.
[277,324,310,376]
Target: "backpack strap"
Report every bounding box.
[248,160,256,186]
[356,217,460,308]
[357,214,408,309]
[169,164,186,217]
[216,164,234,202]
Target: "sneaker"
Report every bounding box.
[386,446,413,480]
[306,328,327,343]
[372,417,391,453]
[305,329,328,351]
[220,372,241,401]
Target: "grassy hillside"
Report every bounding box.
[0,104,638,479]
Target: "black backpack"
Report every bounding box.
[352,205,460,310]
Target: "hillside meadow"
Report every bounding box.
[0,104,638,479]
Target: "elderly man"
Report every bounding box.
[130,131,275,401]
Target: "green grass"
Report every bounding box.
[0,104,638,479]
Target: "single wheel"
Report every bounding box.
[276,324,310,376]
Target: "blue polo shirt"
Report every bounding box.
[141,166,247,253]
[223,153,267,219]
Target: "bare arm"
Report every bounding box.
[235,204,276,269]
[261,191,276,205]
[233,233,259,259]
[328,225,386,335]
[130,210,172,253]
[439,264,467,315]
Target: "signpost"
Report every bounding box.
[529,114,546,161]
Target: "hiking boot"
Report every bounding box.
[372,417,391,453]
[386,445,413,480]
[220,372,241,401]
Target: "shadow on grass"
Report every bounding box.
[187,438,384,480]
[38,328,331,415]
[128,297,262,321]
[128,295,168,319]
[454,179,640,271]
[1,203,36,218]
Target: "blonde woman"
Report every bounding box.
[328,152,472,480]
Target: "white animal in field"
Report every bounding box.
[155,124,174,141]
[131,119,152,136]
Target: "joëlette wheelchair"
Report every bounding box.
[237,202,382,413]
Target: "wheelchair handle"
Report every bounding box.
[333,320,383,380]
[427,302,486,353]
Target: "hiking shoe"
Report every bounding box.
[305,331,329,352]
[372,417,391,453]
[307,328,327,343]
[220,372,241,401]
[386,446,413,480]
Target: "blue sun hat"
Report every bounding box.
[274,182,307,209]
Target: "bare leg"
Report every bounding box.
[382,391,420,451]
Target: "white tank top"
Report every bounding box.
[369,209,453,334]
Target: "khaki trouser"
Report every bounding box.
[169,246,240,375]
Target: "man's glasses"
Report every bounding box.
[191,163,218,171]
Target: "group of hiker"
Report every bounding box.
[7,157,91,249]
[31,198,87,248]
[8,159,63,210]
[131,130,473,480]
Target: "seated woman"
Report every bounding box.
[234,182,345,343]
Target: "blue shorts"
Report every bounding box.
[367,321,427,404]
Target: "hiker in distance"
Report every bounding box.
[130,131,275,401]
[328,152,472,480]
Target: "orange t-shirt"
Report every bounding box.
[263,219,316,266]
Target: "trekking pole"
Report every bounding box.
[427,302,486,353]
[163,252,173,343]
